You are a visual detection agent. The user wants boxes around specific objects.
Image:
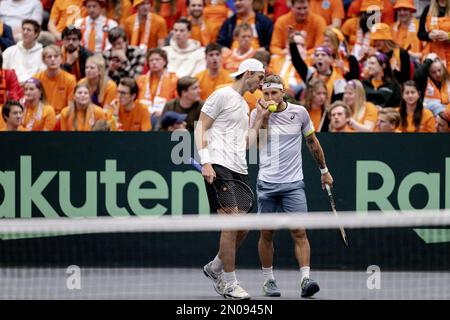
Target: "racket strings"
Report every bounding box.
[214,180,254,213]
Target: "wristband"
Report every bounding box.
[198,148,211,165]
[320,167,329,175]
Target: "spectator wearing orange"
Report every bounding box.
[322,27,360,81]
[0,100,25,132]
[153,0,187,31]
[137,48,178,118]
[188,0,213,46]
[419,0,450,70]
[158,76,203,131]
[163,18,206,78]
[436,109,450,132]
[342,79,378,132]
[2,19,46,84]
[270,31,305,99]
[290,44,347,102]
[203,0,231,39]
[302,78,329,132]
[73,0,118,54]
[61,25,93,81]
[391,0,423,62]
[414,53,450,116]
[328,100,352,132]
[123,0,168,51]
[309,0,345,28]
[34,45,77,115]
[60,83,107,131]
[105,0,133,26]
[362,52,402,109]
[21,78,56,131]
[342,0,382,60]
[48,0,87,41]
[0,53,24,107]
[217,0,273,51]
[398,80,436,132]
[116,77,151,131]
[222,23,257,72]
[195,43,232,101]
[376,107,401,132]
[370,23,412,85]
[346,0,394,25]
[78,55,118,115]
[270,0,326,56]
[103,27,147,84]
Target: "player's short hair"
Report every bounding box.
[263,75,284,88]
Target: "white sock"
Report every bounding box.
[222,271,237,285]
[300,266,310,283]
[210,255,223,273]
[262,266,275,282]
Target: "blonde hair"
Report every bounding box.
[323,28,339,56]
[42,44,61,59]
[429,0,450,17]
[80,55,109,106]
[345,79,366,120]
[378,107,400,128]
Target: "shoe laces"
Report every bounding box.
[264,279,277,290]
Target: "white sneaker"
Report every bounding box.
[203,262,225,296]
[223,281,251,300]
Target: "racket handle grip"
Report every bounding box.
[325,184,332,195]
[190,157,203,172]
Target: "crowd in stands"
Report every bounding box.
[0,0,449,133]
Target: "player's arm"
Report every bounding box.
[194,111,216,184]
[304,132,333,189]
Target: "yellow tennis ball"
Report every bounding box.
[268,104,277,112]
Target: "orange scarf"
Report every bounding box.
[62,47,81,80]
[130,14,152,50]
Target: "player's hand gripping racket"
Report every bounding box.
[325,184,348,247]
[190,157,254,213]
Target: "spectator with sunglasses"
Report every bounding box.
[362,52,402,108]
[60,25,93,80]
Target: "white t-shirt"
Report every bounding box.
[201,86,249,174]
[250,102,314,183]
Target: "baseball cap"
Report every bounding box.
[161,111,188,129]
[230,58,265,78]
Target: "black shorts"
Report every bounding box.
[205,164,250,213]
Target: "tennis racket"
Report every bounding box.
[325,184,349,247]
[190,157,254,213]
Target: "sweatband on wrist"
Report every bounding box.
[320,167,329,175]
[198,148,211,165]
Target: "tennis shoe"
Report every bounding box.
[262,279,281,297]
[203,262,225,296]
[223,281,251,300]
[301,278,320,298]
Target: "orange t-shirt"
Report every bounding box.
[391,19,422,54]
[50,0,87,33]
[60,104,107,131]
[309,0,345,26]
[118,102,151,131]
[33,70,77,115]
[190,20,213,46]
[222,48,256,72]
[346,0,395,25]
[124,13,168,49]
[136,72,178,103]
[194,68,233,101]
[22,103,56,131]
[399,108,436,133]
[204,2,232,42]
[270,11,327,55]
[244,89,263,112]
[308,107,324,132]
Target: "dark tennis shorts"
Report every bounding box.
[205,164,250,213]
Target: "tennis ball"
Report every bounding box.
[268,104,277,112]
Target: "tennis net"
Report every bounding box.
[0,210,449,300]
